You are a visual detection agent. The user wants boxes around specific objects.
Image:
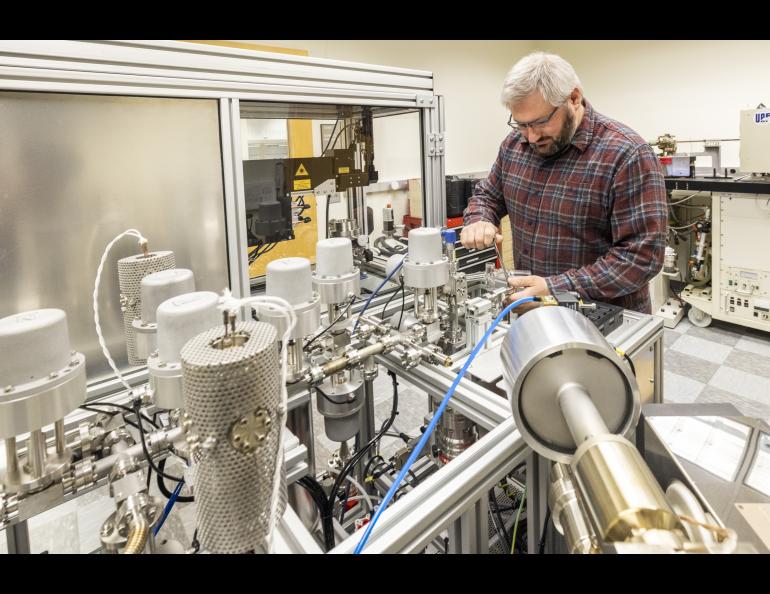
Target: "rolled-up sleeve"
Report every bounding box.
[545,145,668,301]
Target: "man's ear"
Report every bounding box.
[570,88,582,107]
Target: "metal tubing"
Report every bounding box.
[5,438,18,475]
[557,383,609,446]
[27,430,46,478]
[54,419,67,456]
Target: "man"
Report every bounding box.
[461,52,667,313]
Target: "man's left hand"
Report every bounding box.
[505,275,551,312]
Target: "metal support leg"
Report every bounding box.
[358,377,376,485]
[27,430,46,478]
[287,394,318,531]
[5,437,18,476]
[7,520,31,554]
[54,420,66,456]
[527,452,550,554]
[447,497,488,554]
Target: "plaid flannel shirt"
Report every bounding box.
[464,100,667,313]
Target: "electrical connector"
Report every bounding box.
[538,295,559,307]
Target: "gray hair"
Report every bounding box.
[500,52,582,108]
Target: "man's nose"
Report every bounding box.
[524,126,541,143]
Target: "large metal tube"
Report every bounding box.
[502,306,639,464]
[571,434,683,547]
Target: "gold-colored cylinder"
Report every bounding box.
[571,434,683,546]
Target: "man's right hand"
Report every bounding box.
[460,221,503,250]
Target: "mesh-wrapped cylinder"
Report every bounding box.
[181,320,285,554]
[117,251,175,366]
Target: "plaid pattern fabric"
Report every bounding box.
[464,100,667,313]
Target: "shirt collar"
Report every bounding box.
[569,98,594,153]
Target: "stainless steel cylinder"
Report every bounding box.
[501,306,640,464]
[313,270,360,307]
[548,463,598,554]
[182,320,284,554]
[435,406,478,465]
[403,260,449,290]
[571,434,683,546]
[315,372,364,442]
[259,295,322,341]
[285,340,306,382]
[117,251,175,366]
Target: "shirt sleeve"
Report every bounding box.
[462,140,509,228]
[544,144,668,300]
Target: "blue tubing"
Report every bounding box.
[353,295,537,553]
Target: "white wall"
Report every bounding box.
[246,40,770,172]
[240,40,536,176]
[534,40,770,168]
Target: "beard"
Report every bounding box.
[530,107,575,157]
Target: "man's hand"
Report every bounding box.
[505,275,551,312]
[460,221,502,250]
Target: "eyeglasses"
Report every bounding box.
[508,105,560,133]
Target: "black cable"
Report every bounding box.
[623,353,637,379]
[363,454,386,481]
[325,370,399,522]
[338,434,359,524]
[488,490,511,550]
[322,119,340,155]
[303,295,357,351]
[380,280,404,322]
[79,404,118,417]
[297,475,335,551]
[302,371,400,551]
[338,481,353,524]
[81,402,158,429]
[156,458,194,503]
[488,502,510,552]
[327,123,352,155]
[397,282,406,330]
[131,400,185,483]
[190,528,200,553]
[538,508,551,554]
[369,460,393,479]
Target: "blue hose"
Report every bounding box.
[153,479,185,537]
[353,295,537,554]
[352,259,403,333]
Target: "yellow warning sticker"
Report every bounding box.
[295,163,309,177]
[338,167,350,174]
[293,179,311,191]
